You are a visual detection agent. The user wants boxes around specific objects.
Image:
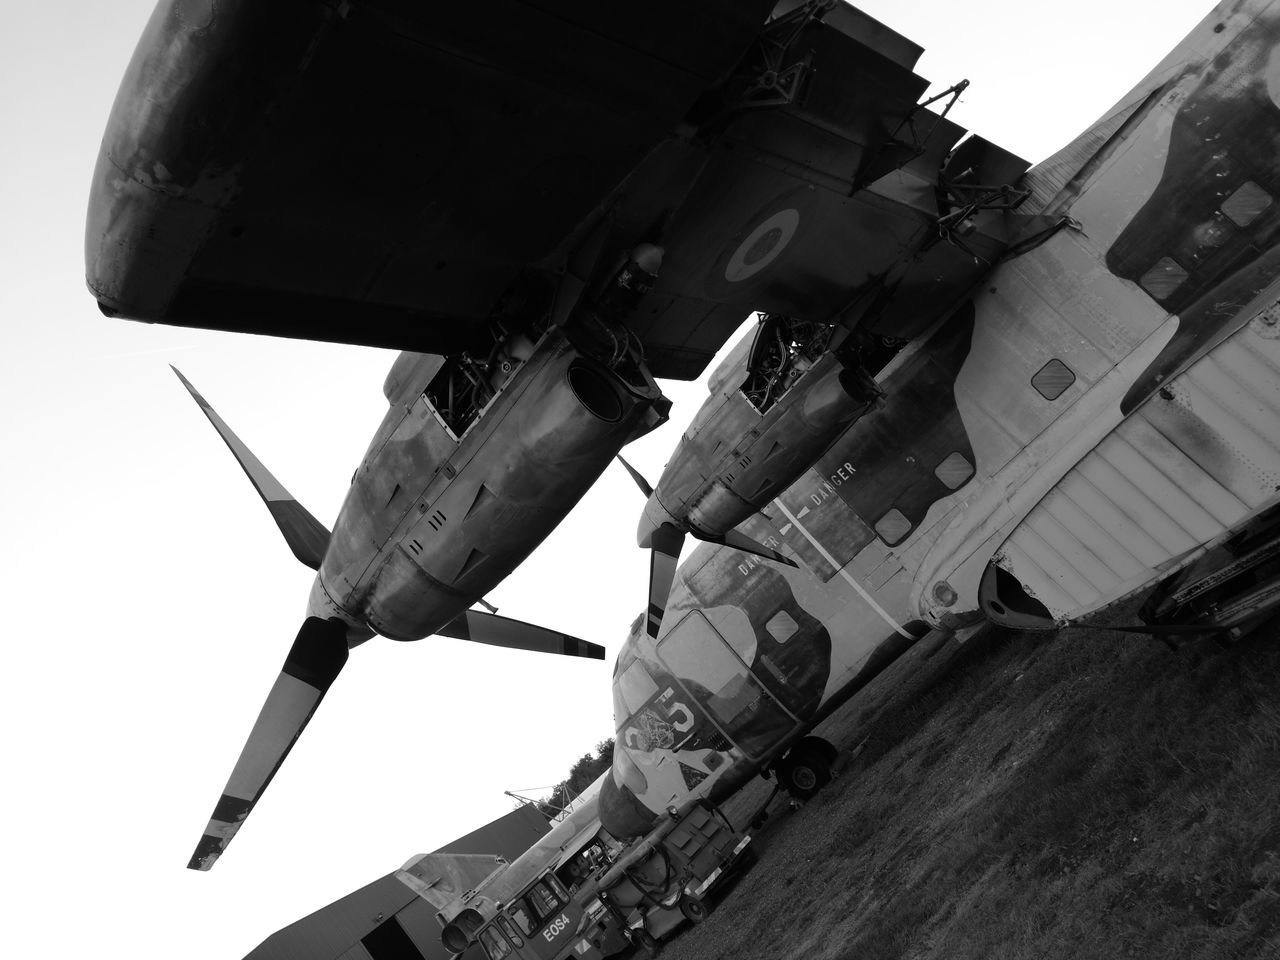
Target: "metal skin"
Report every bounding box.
[915,0,1280,630]
[598,0,1280,836]
[637,320,878,552]
[86,0,1037,381]
[322,331,654,642]
[600,510,925,839]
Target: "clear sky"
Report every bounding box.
[1,1,1214,956]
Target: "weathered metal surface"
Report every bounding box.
[86,1,1037,379]
[595,0,1280,835]
[179,328,647,868]
[323,332,654,641]
[988,297,1280,622]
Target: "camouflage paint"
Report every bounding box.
[909,0,1280,627]
[601,498,932,835]
[605,1,1280,834]
[1108,9,1280,412]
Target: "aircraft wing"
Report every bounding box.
[86,0,776,368]
[87,0,1031,380]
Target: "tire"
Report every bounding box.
[806,736,838,764]
[775,741,832,800]
[679,895,708,923]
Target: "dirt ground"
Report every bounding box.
[660,608,1280,960]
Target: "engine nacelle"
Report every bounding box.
[322,328,662,640]
[650,336,878,540]
[382,351,445,404]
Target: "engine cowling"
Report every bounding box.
[649,345,878,541]
[323,329,661,640]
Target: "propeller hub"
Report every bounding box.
[636,495,681,549]
[306,577,373,645]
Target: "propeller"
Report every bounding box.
[188,617,350,871]
[437,609,605,659]
[188,605,603,870]
[616,456,796,640]
[171,366,330,569]
[176,367,607,869]
[644,522,685,639]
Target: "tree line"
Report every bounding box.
[538,738,614,818]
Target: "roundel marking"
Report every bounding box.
[724,208,800,282]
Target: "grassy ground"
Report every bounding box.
[662,608,1280,960]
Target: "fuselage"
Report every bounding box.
[601,0,1280,836]
[599,511,926,838]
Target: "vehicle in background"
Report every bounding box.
[398,778,753,960]
[242,804,552,960]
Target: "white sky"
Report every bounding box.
[1,1,1214,956]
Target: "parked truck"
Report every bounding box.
[397,783,753,960]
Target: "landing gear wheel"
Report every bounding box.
[808,736,838,765]
[775,740,832,800]
[679,895,708,923]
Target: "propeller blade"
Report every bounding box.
[187,617,350,871]
[615,455,654,498]
[437,610,604,659]
[689,526,798,568]
[646,523,686,639]
[171,366,331,570]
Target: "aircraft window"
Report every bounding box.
[1222,180,1273,227]
[526,880,559,920]
[618,661,660,715]
[874,508,912,546]
[658,612,794,758]
[498,916,524,948]
[478,925,513,960]
[1138,257,1189,301]
[510,903,536,937]
[545,872,570,902]
[1182,214,1233,261]
[1030,359,1076,402]
[765,610,798,643]
[933,451,976,489]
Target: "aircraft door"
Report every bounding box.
[658,611,798,759]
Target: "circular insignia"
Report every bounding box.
[724,208,801,282]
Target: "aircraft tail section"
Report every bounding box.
[171,366,330,570]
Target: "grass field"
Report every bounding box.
[662,608,1280,960]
